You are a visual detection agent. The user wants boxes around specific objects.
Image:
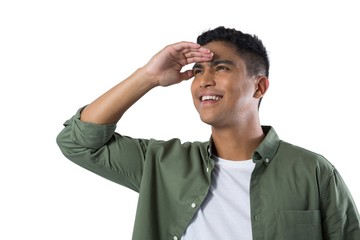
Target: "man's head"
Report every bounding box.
[196,26,269,78]
[191,27,270,128]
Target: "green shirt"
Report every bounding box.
[56,108,360,240]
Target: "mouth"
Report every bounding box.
[200,95,223,102]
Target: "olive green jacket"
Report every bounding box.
[57,108,360,240]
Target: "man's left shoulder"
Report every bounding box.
[277,140,334,171]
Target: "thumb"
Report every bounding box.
[179,69,194,82]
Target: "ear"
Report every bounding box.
[254,76,269,99]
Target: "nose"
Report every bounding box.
[200,72,215,88]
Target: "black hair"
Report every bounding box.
[197,26,269,78]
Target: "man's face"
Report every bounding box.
[191,41,260,128]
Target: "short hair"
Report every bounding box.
[197,26,269,78]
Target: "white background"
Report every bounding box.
[1,0,359,239]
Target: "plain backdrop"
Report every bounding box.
[1,0,359,239]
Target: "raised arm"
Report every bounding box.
[80,41,213,124]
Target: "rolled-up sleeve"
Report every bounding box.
[56,107,149,192]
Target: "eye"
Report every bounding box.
[215,65,229,71]
[193,68,203,75]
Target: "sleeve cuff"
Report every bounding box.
[64,106,117,149]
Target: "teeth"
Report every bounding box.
[201,95,222,101]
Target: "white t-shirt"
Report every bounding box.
[182,155,255,240]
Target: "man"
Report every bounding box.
[56,26,360,239]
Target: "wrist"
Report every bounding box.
[136,67,160,88]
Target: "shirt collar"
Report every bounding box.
[206,125,280,166]
[252,126,280,166]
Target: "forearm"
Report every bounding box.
[81,67,158,124]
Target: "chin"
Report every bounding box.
[199,116,220,127]
[199,115,211,125]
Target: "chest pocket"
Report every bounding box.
[276,210,322,240]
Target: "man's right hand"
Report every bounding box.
[143,41,213,87]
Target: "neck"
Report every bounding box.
[211,120,264,161]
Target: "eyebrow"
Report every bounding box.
[192,59,235,70]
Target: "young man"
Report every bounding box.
[56,26,360,239]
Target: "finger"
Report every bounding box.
[182,46,211,55]
[168,41,212,65]
[171,42,212,57]
[179,69,195,81]
[171,41,201,51]
[184,51,213,64]
[183,51,212,58]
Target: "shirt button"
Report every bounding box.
[173,236,178,240]
[191,203,196,208]
[265,158,269,163]
[254,215,260,221]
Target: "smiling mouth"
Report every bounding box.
[200,95,223,102]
